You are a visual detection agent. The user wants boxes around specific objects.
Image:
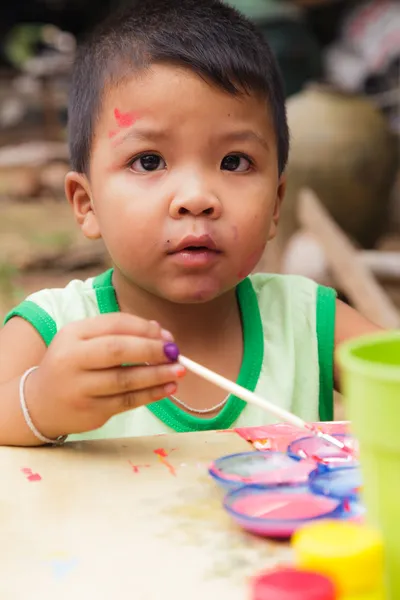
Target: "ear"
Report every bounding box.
[65,171,101,240]
[267,174,286,241]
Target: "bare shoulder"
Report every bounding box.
[0,318,46,384]
[334,299,383,348]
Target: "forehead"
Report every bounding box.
[94,64,275,141]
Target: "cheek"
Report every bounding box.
[237,243,266,279]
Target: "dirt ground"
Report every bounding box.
[0,198,105,319]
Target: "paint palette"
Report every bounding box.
[208,451,314,491]
[309,465,363,502]
[287,433,359,467]
[223,484,346,538]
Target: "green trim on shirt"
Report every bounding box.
[4,300,57,346]
[92,270,264,433]
[316,285,337,421]
[93,269,120,312]
[148,277,264,431]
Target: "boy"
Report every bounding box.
[0,0,379,446]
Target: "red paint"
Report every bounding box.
[21,468,42,482]
[252,568,336,600]
[154,448,169,458]
[108,130,117,138]
[128,461,150,474]
[310,454,330,465]
[343,498,351,513]
[114,108,138,128]
[154,448,177,476]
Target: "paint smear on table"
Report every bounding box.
[128,460,150,474]
[21,468,42,482]
[49,557,79,580]
[154,448,177,476]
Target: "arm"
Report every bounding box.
[334,299,383,390]
[0,318,48,446]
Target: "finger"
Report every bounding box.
[85,363,185,396]
[77,335,174,369]
[70,313,173,342]
[106,381,178,413]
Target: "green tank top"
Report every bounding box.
[4,270,336,441]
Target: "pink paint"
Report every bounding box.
[211,461,313,486]
[114,108,138,128]
[108,130,117,138]
[234,492,337,520]
[235,422,350,452]
[289,433,358,465]
[128,461,150,474]
[21,468,42,482]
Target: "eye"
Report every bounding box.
[130,153,166,172]
[221,154,252,172]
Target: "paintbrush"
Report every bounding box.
[164,343,355,456]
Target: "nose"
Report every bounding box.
[169,179,222,220]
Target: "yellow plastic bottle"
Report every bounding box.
[292,520,385,600]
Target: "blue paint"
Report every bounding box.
[50,558,79,579]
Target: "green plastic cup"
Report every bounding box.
[338,331,400,600]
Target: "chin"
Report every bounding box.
[164,280,226,304]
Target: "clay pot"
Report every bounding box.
[280,85,399,250]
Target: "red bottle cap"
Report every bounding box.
[252,567,336,600]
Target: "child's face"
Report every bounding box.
[67,64,285,303]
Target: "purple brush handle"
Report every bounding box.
[164,343,180,362]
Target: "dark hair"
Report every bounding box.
[68,0,289,174]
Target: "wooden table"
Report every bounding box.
[0,431,291,600]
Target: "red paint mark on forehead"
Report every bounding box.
[114,108,139,128]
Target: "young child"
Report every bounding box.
[0,0,380,446]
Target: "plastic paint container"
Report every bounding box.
[293,520,385,599]
[338,331,400,600]
[288,434,358,467]
[208,451,314,491]
[309,466,363,502]
[223,484,344,538]
[251,567,337,600]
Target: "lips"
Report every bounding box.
[168,234,220,254]
[167,234,221,268]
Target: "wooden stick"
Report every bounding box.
[177,354,351,454]
[298,188,400,329]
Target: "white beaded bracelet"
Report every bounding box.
[19,366,67,446]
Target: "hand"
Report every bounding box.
[24,314,183,438]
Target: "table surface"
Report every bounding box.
[0,430,292,600]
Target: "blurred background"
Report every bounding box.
[0,0,399,327]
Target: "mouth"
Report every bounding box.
[168,235,220,254]
[167,234,222,268]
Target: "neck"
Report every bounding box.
[112,270,240,348]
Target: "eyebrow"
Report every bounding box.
[216,130,270,152]
[111,127,269,151]
[111,128,170,146]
